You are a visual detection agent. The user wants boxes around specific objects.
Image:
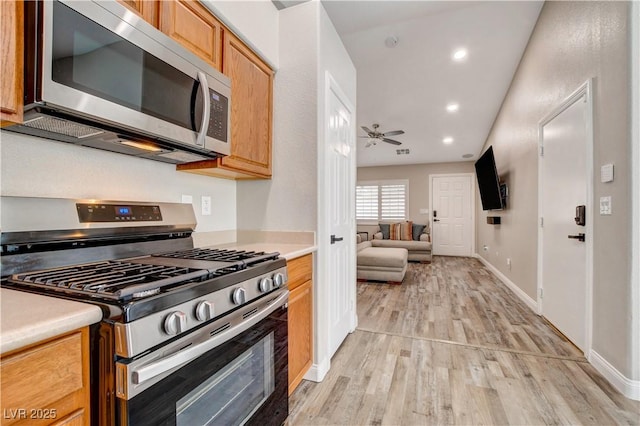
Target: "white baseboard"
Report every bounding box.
[474,253,538,313]
[590,350,640,401]
[303,356,330,383]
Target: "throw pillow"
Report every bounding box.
[390,221,413,241]
[412,223,426,241]
[379,223,390,239]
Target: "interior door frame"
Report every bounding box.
[537,79,594,355]
[428,173,476,257]
[313,70,356,381]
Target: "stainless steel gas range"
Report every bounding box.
[0,197,289,425]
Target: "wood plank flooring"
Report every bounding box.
[289,257,640,425]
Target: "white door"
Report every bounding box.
[540,89,590,353]
[327,78,356,358]
[431,175,473,256]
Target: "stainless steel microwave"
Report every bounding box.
[5,0,231,164]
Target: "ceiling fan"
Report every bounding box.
[359,123,404,147]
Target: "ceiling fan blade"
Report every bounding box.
[382,130,404,137]
[358,136,373,138]
[361,126,373,134]
[382,138,402,145]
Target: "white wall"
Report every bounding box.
[236,1,318,232]
[315,1,357,380]
[0,132,236,233]
[475,1,636,391]
[203,0,279,68]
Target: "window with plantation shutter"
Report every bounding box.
[356,180,408,223]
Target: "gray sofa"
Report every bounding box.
[370,223,432,262]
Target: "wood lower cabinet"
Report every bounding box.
[159,0,223,72]
[0,328,91,426]
[0,0,23,125]
[287,254,313,394]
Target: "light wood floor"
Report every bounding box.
[289,257,640,425]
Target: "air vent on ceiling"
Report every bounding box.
[396,149,410,155]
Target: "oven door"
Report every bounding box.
[115,289,288,426]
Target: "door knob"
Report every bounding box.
[568,233,585,242]
[330,235,343,244]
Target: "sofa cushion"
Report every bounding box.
[357,241,372,252]
[379,223,390,239]
[412,223,426,241]
[371,239,432,251]
[390,221,412,241]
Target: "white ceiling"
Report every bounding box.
[321,0,543,167]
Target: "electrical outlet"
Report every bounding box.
[181,194,193,204]
[201,196,212,216]
[483,245,488,251]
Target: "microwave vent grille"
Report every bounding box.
[23,116,104,139]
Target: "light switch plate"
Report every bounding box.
[601,164,614,183]
[181,194,193,204]
[419,208,429,215]
[201,196,212,216]
[600,196,612,215]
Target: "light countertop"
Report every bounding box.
[1,289,103,355]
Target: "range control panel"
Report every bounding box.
[77,203,162,222]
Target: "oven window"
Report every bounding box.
[176,333,275,426]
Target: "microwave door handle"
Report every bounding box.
[195,71,210,147]
[131,289,289,385]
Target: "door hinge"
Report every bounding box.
[540,145,544,157]
[540,217,544,227]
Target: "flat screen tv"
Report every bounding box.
[475,146,504,210]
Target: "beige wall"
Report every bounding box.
[357,161,475,236]
[476,1,633,378]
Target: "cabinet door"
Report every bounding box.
[288,280,313,394]
[221,31,273,177]
[159,0,222,71]
[0,0,23,125]
[117,0,158,27]
[0,328,90,426]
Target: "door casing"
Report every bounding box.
[537,79,594,356]
[429,173,476,257]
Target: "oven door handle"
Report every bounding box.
[131,290,289,386]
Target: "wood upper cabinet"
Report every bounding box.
[1,0,23,125]
[178,30,274,179]
[159,0,222,71]
[287,254,313,394]
[117,0,159,27]
[1,328,91,426]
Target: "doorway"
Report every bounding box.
[537,80,593,354]
[429,174,475,257]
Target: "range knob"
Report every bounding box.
[273,272,286,288]
[232,288,247,305]
[163,311,187,335]
[195,301,215,322]
[259,277,273,293]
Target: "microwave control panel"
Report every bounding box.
[207,90,228,142]
[77,204,163,222]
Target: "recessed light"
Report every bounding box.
[446,103,459,112]
[443,137,454,144]
[452,48,467,61]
